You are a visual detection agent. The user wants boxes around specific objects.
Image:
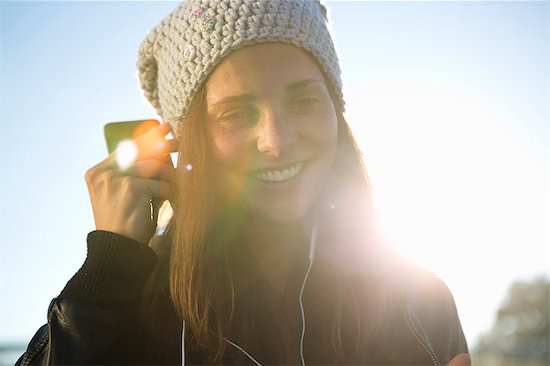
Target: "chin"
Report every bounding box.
[245,178,324,225]
[250,201,310,224]
[247,159,335,224]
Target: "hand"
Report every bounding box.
[85,123,177,244]
[447,353,471,366]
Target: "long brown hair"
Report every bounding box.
[144,78,404,364]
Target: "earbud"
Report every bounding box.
[309,214,317,262]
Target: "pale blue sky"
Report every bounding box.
[1,0,548,353]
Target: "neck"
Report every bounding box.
[243,212,315,296]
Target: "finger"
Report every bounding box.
[133,120,171,140]
[122,159,174,181]
[134,135,178,162]
[446,353,471,366]
[132,122,171,150]
[99,123,177,171]
[134,178,173,201]
[164,138,178,153]
[141,138,178,157]
[100,146,175,176]
[85,153,121,180]
[107,139,175,169]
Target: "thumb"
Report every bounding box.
[447,353,471,366]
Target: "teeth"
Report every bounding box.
[281,169,290,180]
[254,162,304,183]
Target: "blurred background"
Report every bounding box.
[0,1,547,365]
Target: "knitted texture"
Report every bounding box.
[60,231,158,310]
[137,0,343,137]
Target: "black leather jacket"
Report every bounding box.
[17,231,468,365]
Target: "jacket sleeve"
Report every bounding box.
[16,230,158,365]
[408,270,469,365]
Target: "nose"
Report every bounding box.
[256,110,296,157]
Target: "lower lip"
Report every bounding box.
[250,161,309,189]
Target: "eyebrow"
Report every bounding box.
[208,79,324,109]
[285,78,323,93]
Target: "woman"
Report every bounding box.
[18,1,469,365]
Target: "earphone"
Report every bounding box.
[299,212,317,366]
[181,211,318,366]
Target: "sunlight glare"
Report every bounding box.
[116,140,138,169]
[347,81,546,278]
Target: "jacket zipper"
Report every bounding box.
[402,302,439,366]
[23,335,48,366]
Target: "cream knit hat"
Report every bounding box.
[137,0,343,136]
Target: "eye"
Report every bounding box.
[219,108,259,126]
[287,96,320,113]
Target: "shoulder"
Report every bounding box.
[399,266,469,364]
[405,267,457,315]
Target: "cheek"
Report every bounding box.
[303,109,338,147]
[210,128,252,169]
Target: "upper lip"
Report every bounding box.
[249,160,308,174]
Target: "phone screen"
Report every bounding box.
[104,119,161,154]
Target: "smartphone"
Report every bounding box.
[104,119,162,154]
[104,119,172,224]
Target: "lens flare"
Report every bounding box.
[116,140,138,169]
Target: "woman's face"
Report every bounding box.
[205,43,338,223]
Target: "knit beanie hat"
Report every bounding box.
[137,0,343,136]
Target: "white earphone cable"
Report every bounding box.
[181,319,185,365]
[223,337,263,366]
[299,216,317,366]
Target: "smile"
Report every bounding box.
[252,162,304,183]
